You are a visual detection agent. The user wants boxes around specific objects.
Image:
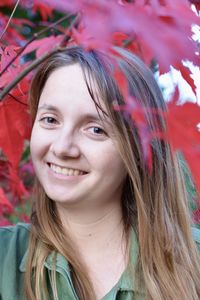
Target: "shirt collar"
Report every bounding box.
[19,250,28,272]
[19,250,71,274]
[117,229,145,294]
[19,228,145,294]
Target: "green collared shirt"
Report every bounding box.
[0,223,200,300]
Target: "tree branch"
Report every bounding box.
[0,88,27,106]
[0,13,74,78]
[0,48,61,101]
[0,0,21,41]
[0,14,80,101]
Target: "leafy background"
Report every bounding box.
[0,0,200,226]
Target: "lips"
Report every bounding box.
[48,163,88,176]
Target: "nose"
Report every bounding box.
[49,128,81,159]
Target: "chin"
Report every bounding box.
[45,192,80,206]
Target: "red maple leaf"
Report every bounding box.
[173,64,197,96]
[0,0,14,7]
[112,32,143,60]
[0,46,31,92]
[188,0,200,13]
[193,207,200,224]
[33,2,53,20]
[43,0,199,90]
[0,12,31,46]
[0,45,21,72]
[113,67,129,98]
[0,218,12,226]
[23,35,65,58]
[165,90,200,193]
[0,188,13,216]
[9,168,29,199]
[112,66,153,171]
[0,97,31,169]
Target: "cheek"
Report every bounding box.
[108,153,127,181]
[30,126,37,157]
[102,153,127,194]
[30,124,47,159]
[87,141,127,177]
[102,143,127,182]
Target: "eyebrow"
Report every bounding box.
[37,104,112,126]
[82,113,112,127]
[38,104,58,112]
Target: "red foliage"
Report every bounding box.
[32,2,53,20]
[189,0,200,12]
[193,207,200,224]
[165,91,200,194]
[40,0,200,72]
[0,0,199,223]
[0,97,31,168]
[113,67,153,171]
[23,35,65,58]
[0,188,13,215]
[0,13,32,46]
[9,168,29,199]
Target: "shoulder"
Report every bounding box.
[191,226,200,251]
[0,222,31,246]
[0,223,31,267]
[0,224,31,297]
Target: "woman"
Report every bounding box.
[0,46,200,300]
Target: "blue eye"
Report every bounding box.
[41,117,57,124]
[92,127,105,134]
[39,116,58,128]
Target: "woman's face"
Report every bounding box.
[30,64,127,210]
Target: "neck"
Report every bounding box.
[57,201,128,299]
[56,200,125,254]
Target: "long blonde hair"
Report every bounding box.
[26,46,200,300]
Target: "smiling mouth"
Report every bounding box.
[48,163,87,176]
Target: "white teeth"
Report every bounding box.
[50,164,84,176]
[68,169,73,176]
[74,170,79,176]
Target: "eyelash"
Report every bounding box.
[88,126,106,135]
[39,116,58,125]
[39,117,107,136]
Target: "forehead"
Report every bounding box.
[41,64,90,99]
[38,64,109,120]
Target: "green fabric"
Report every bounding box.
[192,227,200,251]
[0,223,200,300]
